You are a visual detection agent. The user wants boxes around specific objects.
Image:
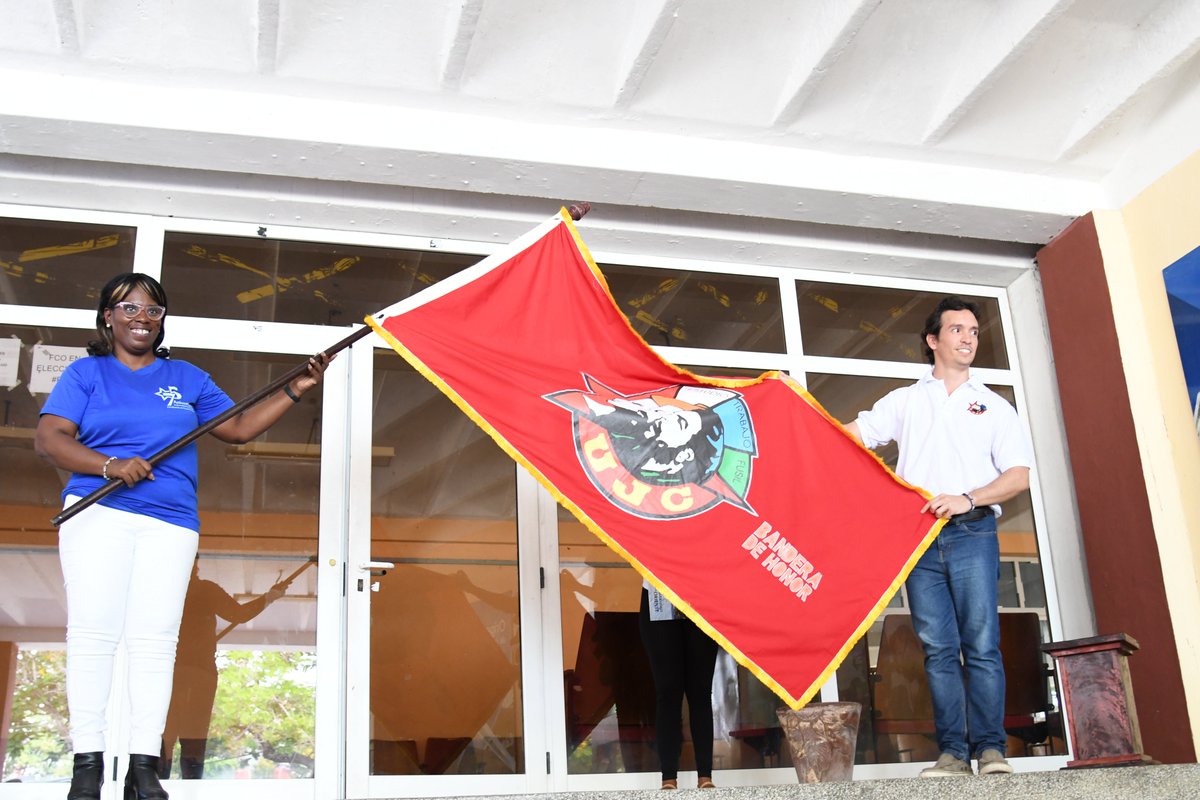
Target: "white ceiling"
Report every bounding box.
[1,0,1199,246]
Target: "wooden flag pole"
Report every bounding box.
[214,558,316,643]
[50,202,593,528]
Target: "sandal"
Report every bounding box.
[661,779,678,790]
[698,778,716,789]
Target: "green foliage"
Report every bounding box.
[4,649,71,781]
[3,648,316,782]
[567,739,595,773]
[204,650,316,778]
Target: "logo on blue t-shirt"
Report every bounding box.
[156,385,194,411]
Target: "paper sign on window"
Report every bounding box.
[30,345,87,394]
[0,338,19,389]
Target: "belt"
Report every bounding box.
[948,506,995,525]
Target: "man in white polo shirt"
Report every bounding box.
[845,296,1033,778]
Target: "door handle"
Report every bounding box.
[356,560,395,592]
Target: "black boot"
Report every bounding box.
[124,754,168,800]
[67,751,104,800]
[178,737,206,780]
[156,740,172,780]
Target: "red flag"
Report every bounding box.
[367,210,942,708]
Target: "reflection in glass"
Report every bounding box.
[161,234,475,325]
[683,365,772,381]
[558,506,797,775]
[559,508,650,775]
[805,373,910,469]
[2,589,69,783]
[796,282,1008,368]
[600,265,785,353]
[0,218,136,310]
[163,348,323,779]
[997,563,1020,607]
[162,556,316,780]
[1019,562,1047,609]
[369,351,522,776]
[0,325,91,783]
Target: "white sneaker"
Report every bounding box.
[919,752,973,777]
[977,748,1014,775]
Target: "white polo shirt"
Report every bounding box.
[854,370,1033,516]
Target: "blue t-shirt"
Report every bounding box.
[40,355,234,531]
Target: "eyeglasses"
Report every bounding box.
[111,301,166,320]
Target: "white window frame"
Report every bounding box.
[0,202,1075,795]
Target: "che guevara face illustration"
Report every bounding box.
[583,394,723,486]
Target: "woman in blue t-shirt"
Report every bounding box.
[35,273,330,800]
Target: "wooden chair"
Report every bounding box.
[869,611,1055,761]
[871,614,938,762]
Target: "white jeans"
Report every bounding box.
[59,497,198,755]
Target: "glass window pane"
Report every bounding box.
[684,365,773,380]
[369,351,522,776]
[0,218,136,309]
[6,647,68,781]
[796,282,1009,368]
[1019,562,1047,610]
[724,665,794,771]
[805,373,912,469]
[600,265,785,353]
[165,347,322,780]
[557,504,799,775]
[161,234,475,325]
[997,562,1020,608]
[559,507,652,775]
[1,324,90,783]
[989,385,1017,406]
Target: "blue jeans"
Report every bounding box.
[905,515,1005,761]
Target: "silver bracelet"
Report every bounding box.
[962,492,976,512]
[102,455,118,481]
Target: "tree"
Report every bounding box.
[4,648,317,782]
[203,650,317,778]
[5,649,71,781]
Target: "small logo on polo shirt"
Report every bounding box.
[155,385,194,411]
[968,401,987,415]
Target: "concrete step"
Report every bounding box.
[435,764,1200,800]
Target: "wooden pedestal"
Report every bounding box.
[1042,633,1158,768]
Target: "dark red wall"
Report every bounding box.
[1037,214,1194,763]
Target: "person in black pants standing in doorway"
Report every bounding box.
[638,583,718,790]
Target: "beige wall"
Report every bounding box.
[1092,148,1200,750]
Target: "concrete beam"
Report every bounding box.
[1058,0,1200,159]
[0,68,1098,244]
[51,0,80,55]
[612,0,682,110]
[256,0,281,74]
[924,0,1076,145]
[771,0,882,128]
[440,0,485,89]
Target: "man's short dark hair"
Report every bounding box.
[921,296,981,365]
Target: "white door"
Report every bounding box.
[340,340,555,798]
